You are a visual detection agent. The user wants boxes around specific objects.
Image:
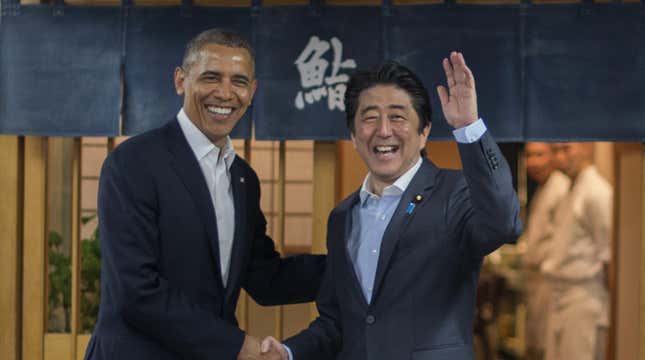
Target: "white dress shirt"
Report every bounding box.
[177,109,236,287]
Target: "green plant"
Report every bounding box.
[47,215,102,334]
[48,231,71,332]
[80,215,101,333]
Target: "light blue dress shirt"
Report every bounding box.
[283,119,487,360]
[348,157,422,302]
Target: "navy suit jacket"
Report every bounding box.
[284,132,522,360]
[84,119,325,360]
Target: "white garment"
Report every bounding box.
[521,170,570,352]
[177,109,236,287]
[523,170,571,269]
[542,166,612,360]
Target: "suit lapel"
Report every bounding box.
[337,193,370,309]
[371,160,439,302]
[225,158,248,299]
[163,119,224,290]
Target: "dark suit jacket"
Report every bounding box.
[284,132,522,360]
[84,119,325,360]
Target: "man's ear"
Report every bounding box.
[350,132,357,149]
[249,78,258,103]
[174,67,185,96]
[419,123,431,149]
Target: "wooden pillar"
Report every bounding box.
[311,141,337,319]
[641,144,645,360]
[0,136,22,360]
[23,137,47,360]
[613,143,642,360]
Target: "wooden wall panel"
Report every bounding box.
[0,136,21,360]
[44,334,72,360]
[337,141,367,201]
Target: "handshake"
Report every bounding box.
[237,335,289,360]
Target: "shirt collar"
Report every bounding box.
[359,156,423,205]
[177,108,236,170]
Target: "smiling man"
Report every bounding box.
[261,54,522,360]
[83,29,325,360]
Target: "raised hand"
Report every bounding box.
[260,336,289,360]
[436,51,479,129]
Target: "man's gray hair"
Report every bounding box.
[182,28,255,72]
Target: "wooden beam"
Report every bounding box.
[70,139,82,359]
[0,136,21,360]
[275,141,286,339]
[23,136,47,360]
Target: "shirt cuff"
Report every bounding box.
[452,118,487,143]
[284,344,294,360]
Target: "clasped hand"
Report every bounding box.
[237,335,288,360]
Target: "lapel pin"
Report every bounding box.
[406,202,416,214]
[240,177,245,183]
[407,194,423,214]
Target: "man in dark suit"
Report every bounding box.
[84,29,325,360]
[261,53,522,360]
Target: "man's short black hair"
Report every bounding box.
[344,60,432,134]
[182,28,255,73]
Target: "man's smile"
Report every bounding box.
[373,145,399,154]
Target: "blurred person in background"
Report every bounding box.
[521,142,570,360]
[543,142,612,360]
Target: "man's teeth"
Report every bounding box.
[207,106,232,115]
[375,145,397,153]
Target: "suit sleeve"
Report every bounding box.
[282,212,343,360]
[99,153,245,359]
[448,131,523,258]
[243,170,326,306]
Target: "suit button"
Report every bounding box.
[366,315,375,325]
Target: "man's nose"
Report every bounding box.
[214,79,233,100]
[376,118,392,137]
